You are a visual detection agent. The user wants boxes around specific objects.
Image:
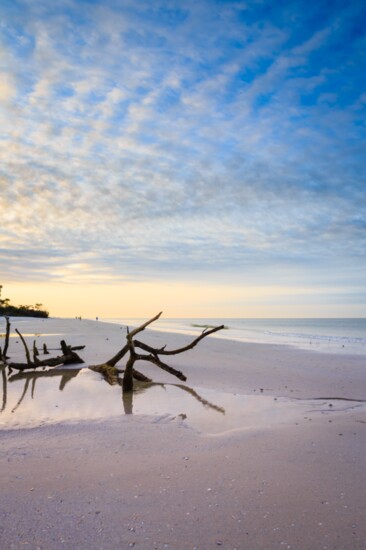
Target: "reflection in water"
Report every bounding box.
[6,368,82,414]
[122,390,133,415]
[2,366,360,435]
[0,365,226,430]
[8,367,81,390]
[170,384,225,414]
[121,380,226,416]
[1,366,7,413]
[89,364,225,416]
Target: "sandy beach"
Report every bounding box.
[1,317,366,549]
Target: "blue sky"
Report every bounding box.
[0,0,365,316]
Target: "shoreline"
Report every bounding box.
[1,317,366,548]
[3,314,366,357]
[2,315,366,397]
[101,316,366,356]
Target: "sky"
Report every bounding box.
[0,0,365,318]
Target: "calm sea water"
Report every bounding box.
[103,317,366,355]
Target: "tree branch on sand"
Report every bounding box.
[7,330,84,371]
[90,312,225,393]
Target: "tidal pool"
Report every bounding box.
[0,366,363,435]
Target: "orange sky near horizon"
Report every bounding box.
[2,281,364,319]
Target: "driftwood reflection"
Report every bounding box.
[8,367,81,390]
[1,366,7,413]
[0,367,82,414]
[89,365,225,415]
[1,363,225,420]
[167,383,225,414]
[120,381,225,416]
[122,390,133,415]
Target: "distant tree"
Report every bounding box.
[0,286,49,318]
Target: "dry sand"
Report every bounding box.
[1,317,366,549]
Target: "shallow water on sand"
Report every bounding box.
[1,366,364,435]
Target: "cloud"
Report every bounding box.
[0,0,365,306]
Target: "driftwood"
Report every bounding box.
[1,313,226,420]
[89,364,152,386]
[33,340,39,361]
[0,317,11,361]
[91,312,225,393]
[2,313,224,397]
[43,344,85,352]
[8,329,84,371]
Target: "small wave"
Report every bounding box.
[264,330,366,345]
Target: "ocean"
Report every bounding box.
[102,317,366,355]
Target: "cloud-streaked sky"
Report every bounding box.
[1,0,365,317]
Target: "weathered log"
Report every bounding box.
[8,331,85,371]
[89,363,152,385]
[8,348,84,371]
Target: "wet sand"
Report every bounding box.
[1,317,366,549]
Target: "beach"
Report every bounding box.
[1,317,366,549]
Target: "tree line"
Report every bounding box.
[0,285,49,318]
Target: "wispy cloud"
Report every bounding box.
[0,0,365,311]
